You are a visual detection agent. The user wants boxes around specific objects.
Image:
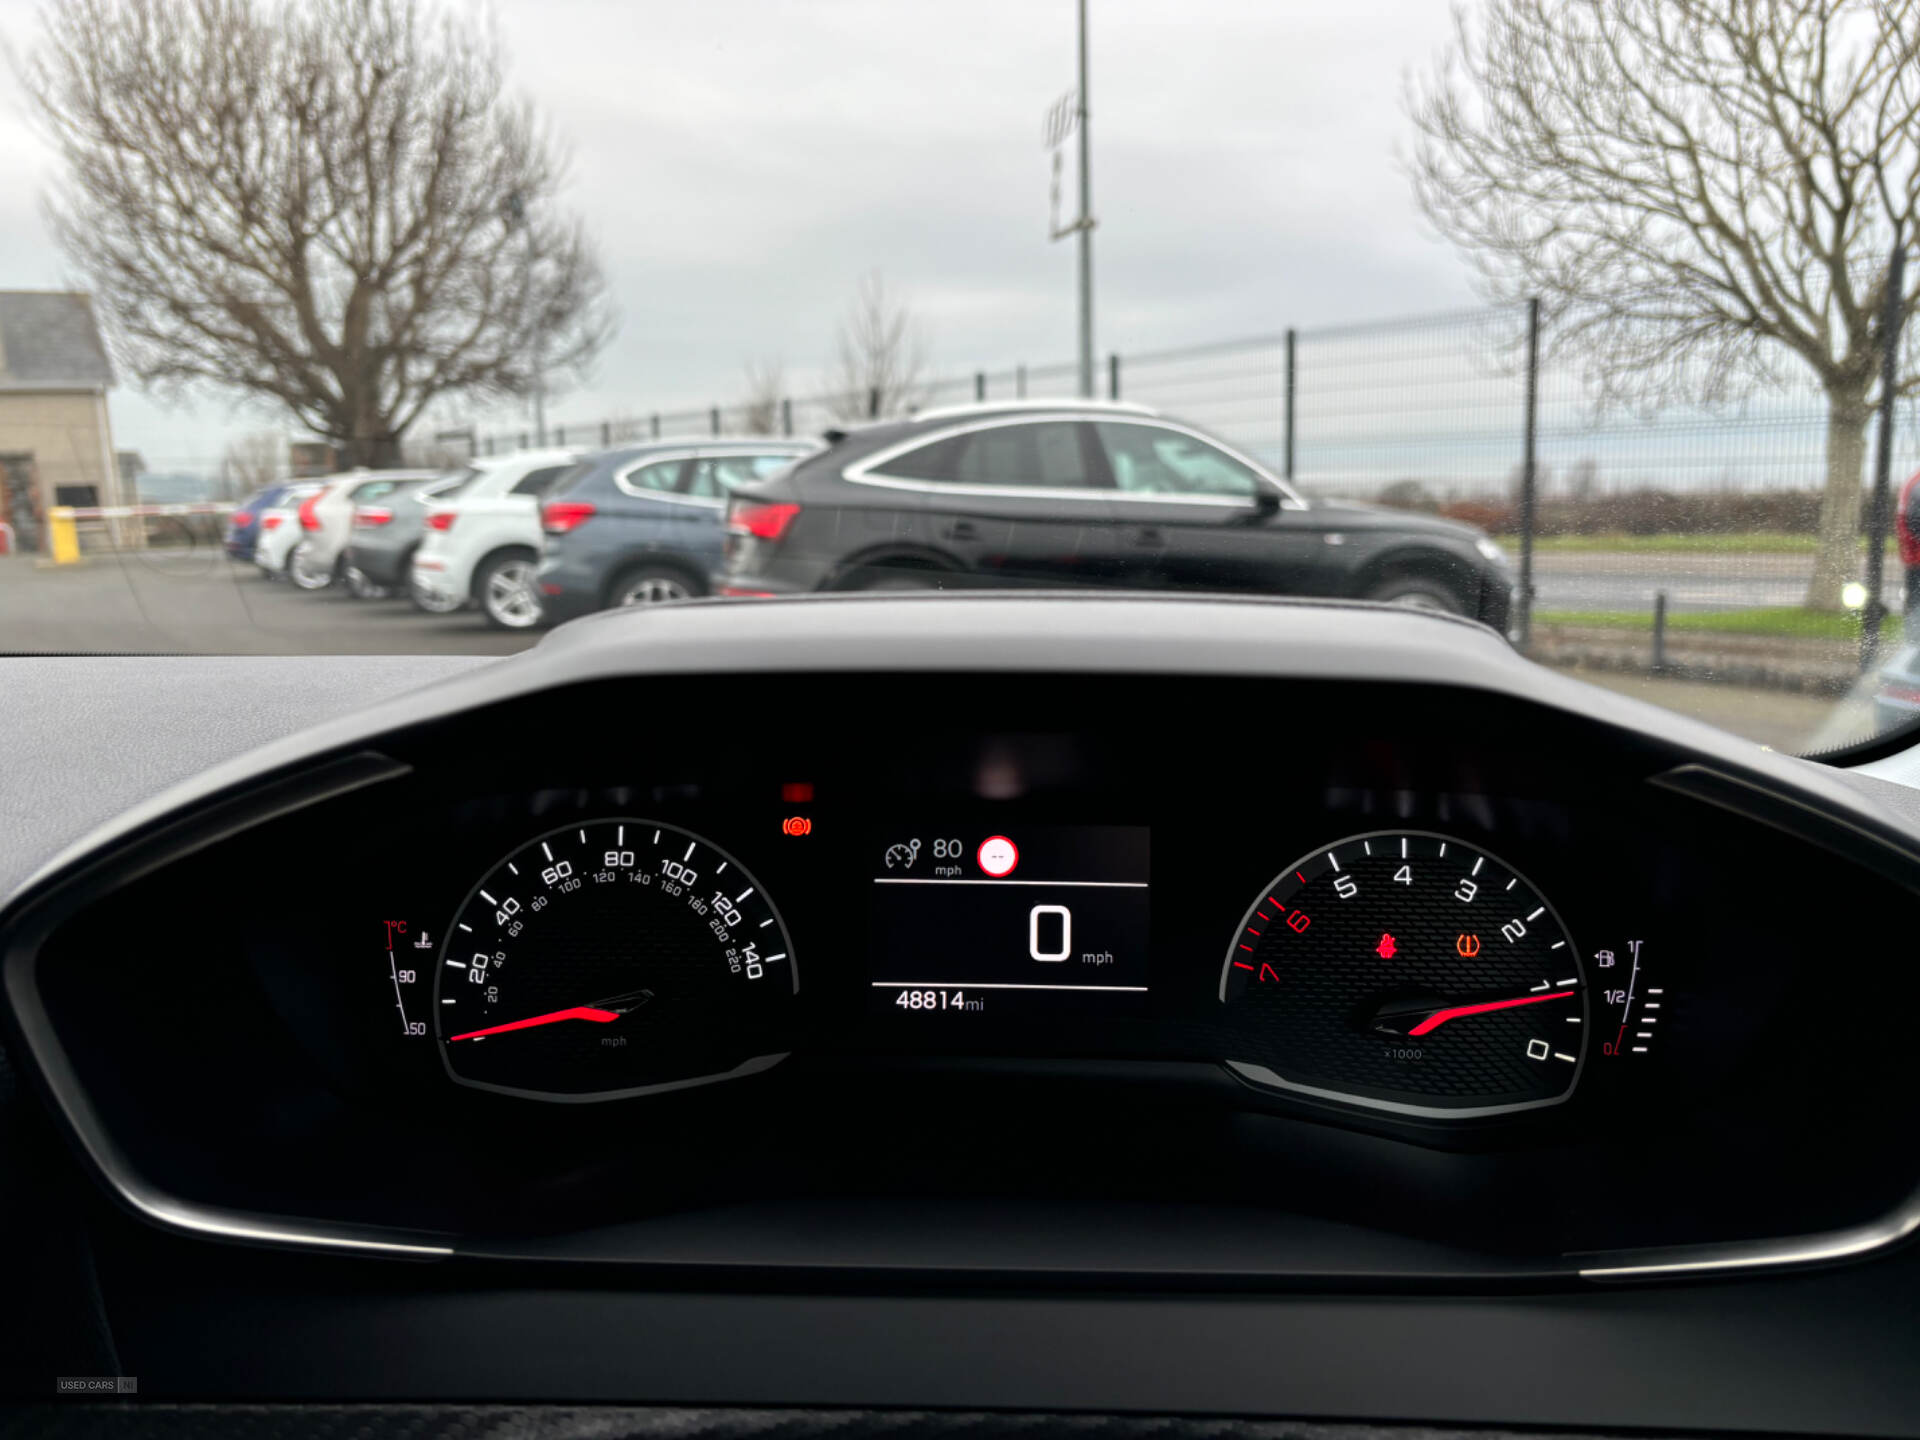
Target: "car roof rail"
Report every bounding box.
[906,397,1159,424]
[818,397,1159,446]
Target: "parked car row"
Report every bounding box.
[230,438,814,629]
[226,400,1519,632]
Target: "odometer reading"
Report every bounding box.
[435,819,797,1101]
[1220,831,1585,1118]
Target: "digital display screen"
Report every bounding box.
[868,825,1150,1018]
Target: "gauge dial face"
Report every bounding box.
[435,819,797,1101]
[1220,831,1585,1118]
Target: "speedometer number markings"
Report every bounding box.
[434,818,798,1101]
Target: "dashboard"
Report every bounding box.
[6,596,1920,1426]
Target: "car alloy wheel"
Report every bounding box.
[1364,576,1466,615]
[409,577,465,614]
[344,565,390,600]
[616,573,693,607]
[287,541,334,590]
[482,557,544,629]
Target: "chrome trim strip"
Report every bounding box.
[612,447,810,504]
[3,753,455,1259]
[1224,1059,1579,1123]
[1577,1200,1920,1280]
[910,397,1158,423]
[436,1050,790,1106]
[841,414,1307,509]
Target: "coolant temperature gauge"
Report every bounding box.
[384,918,431,1039]
[1597,939,1661,1058]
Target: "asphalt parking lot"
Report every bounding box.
[0,551,533,656]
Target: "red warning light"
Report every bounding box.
[1375,933,1398,959]
[781,816,812,836]
[781,782,814,804]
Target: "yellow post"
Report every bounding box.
[49,507,80,565]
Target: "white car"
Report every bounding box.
[251,483,323,579]
[287,469,440,591]
[409,448,582,627]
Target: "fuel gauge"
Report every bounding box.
[1596,938,1661,1058]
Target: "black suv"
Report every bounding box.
[719,401,1515,628]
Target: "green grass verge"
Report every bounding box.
[1502,532,1899,554]
[1534,606,1904,642]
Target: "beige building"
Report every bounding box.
[0,291,122,552]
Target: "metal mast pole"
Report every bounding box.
[1076,0,1094,399]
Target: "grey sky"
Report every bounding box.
[0,0,1477,468]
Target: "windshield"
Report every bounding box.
[2,0,1917,759]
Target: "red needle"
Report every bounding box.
[1408,990,1575,1036]
[448,1005,620,1042]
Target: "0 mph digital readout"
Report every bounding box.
[868,825,1150,1016]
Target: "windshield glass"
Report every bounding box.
[2,0,1916,759]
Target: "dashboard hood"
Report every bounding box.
[7,593,1912,909]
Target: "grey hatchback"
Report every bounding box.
[534,439,813,623]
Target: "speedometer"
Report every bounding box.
[435,818,797,1101]
[1220,830,1586,1118]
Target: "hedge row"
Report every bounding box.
[1371,482,1856,536]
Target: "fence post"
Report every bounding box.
[600,420,611,448]
[554,424,565,447]
[1651,590,1668,674]
[1108,352,1120,401]
[710,406,721,437]
[1283,328,1296,482]
[650,414,660,440]
[975,371,986,402]
[1864,236,1907,672]
[1517,297,1541,649]
[782,397,793,436]
[518,432,529,451]
[1016,364,1027,399]
[868,386,881,419]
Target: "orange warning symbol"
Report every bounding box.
[1456,933,1481,957]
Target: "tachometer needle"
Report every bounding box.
[448,988,653,1042]
[1393,990,1576,1037]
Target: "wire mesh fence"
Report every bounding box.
[489,299,1914,624]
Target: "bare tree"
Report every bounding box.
[22,0,613,469]
[741,357,786,435]
[827,271,929,422]
[220,431,285,498]
[1408,0,1920,608]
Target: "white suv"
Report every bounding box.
[287,469,440,591]
[252,484,323,579]
[409,448,582,627]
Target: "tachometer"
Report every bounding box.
[1220,830,1585,1118]
[435,819,796,1101]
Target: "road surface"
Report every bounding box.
[1528,551,1823,613]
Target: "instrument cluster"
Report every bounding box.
[393,801,1658,1126]
[14,669,1920,1275]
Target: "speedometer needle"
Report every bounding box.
[448,988,653,1042]
[1372,989,1575,1038]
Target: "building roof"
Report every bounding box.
[0,291,114,391]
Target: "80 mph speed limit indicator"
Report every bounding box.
[435,818,797,1101]
[1220,830,1587,1119]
